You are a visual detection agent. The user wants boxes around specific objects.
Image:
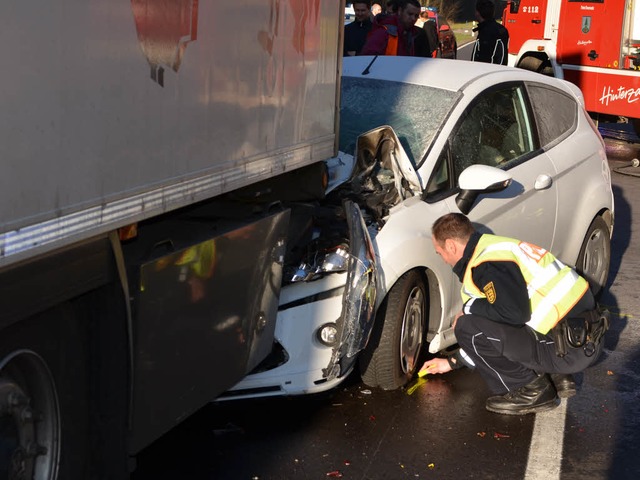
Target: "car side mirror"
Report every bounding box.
[509,0,520,14]
[455,165,512,214]
[439,24,450,32]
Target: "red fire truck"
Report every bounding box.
[503,0,640,134]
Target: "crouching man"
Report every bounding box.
[421,213,609,415]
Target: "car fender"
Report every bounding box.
[370,197,461,336]
[553,189,613,268]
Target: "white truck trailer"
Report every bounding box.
[0,1,344,478]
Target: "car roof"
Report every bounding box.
[341,56,578,98]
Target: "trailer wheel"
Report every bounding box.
[0,351,60,479]
[576,216,611,299]
[0,305,90,480]
[360,270,426,390]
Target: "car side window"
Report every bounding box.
[526,83,577,149]
[447,85,535,184]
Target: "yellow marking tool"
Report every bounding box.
[406,377,427,395]
[418,364,435,377]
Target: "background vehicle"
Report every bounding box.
[222,56,614,400]
[504,0,640,135]
[0,0,344,478]
[424,8,458,59]
[345,2,356,23]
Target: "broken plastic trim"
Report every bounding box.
[323,200,377,379]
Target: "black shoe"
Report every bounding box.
[550,373,577,398]
[486,374,560,415]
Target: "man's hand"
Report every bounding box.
[418,357,452,376]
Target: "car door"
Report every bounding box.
[425,82,559,251]
[522,80,589,257]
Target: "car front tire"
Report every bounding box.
[359,270,426,390]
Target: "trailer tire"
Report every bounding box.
[0,305,90,480]
[0,351,60,479]
[576,215,611,299]
[359,270,426,390]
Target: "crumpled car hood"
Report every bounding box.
[350,125,423,198]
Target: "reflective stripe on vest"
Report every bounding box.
[461,235,589,334]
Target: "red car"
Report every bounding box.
[424,10,457,59]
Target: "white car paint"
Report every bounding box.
[222,56,614,400]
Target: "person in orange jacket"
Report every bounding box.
[361,0,428,57]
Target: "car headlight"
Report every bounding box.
[318,246,349,273]
[290,245,350,283]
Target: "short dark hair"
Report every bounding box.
[432,213,475,245]
[353,0,372,8]
[397,0,420,11]
[476,0,496,21]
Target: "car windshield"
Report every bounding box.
[339,76,459,165]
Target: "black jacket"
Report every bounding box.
[344,18,373,56]
[472,19,509,65]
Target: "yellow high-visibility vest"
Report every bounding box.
[461,235,588,334]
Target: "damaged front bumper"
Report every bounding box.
[219,201,377,399]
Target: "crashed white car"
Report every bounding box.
[221,56,614,399]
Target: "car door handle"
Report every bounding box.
[534,174,552,190]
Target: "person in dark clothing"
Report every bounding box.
[421,17,439,57]
[472,0,509,65]
[361,0,428,57]
[385,0,397,14]
[420,213,608,415]
[344,1,374,56]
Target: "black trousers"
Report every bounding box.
[454,294,601,394]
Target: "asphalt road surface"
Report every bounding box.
[132,128,640,480]
[456,40,474,61]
